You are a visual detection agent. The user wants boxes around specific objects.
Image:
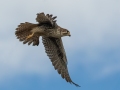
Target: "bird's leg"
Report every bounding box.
[26,32,34,40]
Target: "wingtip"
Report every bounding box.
[71,81,80,87]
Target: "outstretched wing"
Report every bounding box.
[42,37,80,87]
[15,22,40,46]
[36,12,57,28]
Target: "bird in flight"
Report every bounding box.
[15,12,80,87]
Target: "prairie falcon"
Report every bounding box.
[15,12,80,87]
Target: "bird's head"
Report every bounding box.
[61,29,71,37]
[57,27,71,37]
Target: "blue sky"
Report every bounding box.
[0,0,120,90]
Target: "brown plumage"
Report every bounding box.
[15,12,80,87]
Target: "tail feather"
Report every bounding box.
[15,22,39,46]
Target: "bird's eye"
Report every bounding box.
[67,31,69,33]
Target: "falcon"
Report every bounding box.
[15,12,80,87]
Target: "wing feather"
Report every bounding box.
[42,37,80,87]
[36,12,57,27]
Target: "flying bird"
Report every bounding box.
[15,12,80,87]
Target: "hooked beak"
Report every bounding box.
[68,32,71,37]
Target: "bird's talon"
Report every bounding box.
[26,33,34,40]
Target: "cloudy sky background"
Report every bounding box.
[0,0,120,90]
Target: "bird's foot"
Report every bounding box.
[26,32,34,40]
